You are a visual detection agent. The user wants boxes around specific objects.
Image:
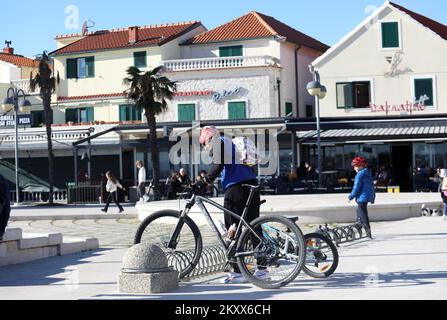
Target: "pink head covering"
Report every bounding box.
[199,126,219,145]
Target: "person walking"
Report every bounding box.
[136,160,147,204]
[0,174,11,241]
[101,171,125,213]
[440,175,447,221]
[348,157,375,239]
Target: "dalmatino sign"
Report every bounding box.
[0,115,31,127]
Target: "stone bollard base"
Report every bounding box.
[118,269,179,294]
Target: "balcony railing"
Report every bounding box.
[11,79,38,95]
[162,55,279,72]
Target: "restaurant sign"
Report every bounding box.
[0,115,31,127]
[370,95,429,113]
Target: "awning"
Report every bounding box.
[286,114,447,144]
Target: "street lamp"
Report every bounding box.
[1,87,32,205]
[307,65,327,191]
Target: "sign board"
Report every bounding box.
[0,115,31,127]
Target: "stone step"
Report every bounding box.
[0,228,100,267]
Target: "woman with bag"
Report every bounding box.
[101,171,125,213]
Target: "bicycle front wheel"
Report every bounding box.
[302,232,339,278]
[134,210,203,278]
[236,215,305,289]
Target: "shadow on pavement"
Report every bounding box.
[0,249,111,287]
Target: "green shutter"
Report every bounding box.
[134,51,147,68]
[336,83,354,109]
[228,101,246,120]
[66,109,78,123]
[178,104,196,122]
[219,46,243,57]
[119,105,128,121]
[67,59,78,79]
[85,57,95,77]
[414,79,433,106]
[86,107,94,122]
[382,22,399,48]
[285,102,293,116]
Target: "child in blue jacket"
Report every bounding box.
[349,157,375,238]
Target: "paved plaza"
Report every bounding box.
[1,202,446,300]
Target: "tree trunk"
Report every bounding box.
[44,95,54,204]
[145,108,161,200]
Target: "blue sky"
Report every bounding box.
[1,0,445,58]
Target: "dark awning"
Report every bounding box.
[286,114,447,144]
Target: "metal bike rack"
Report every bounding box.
[166,245,228,279]
[316,223,368,247]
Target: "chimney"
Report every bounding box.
[129,26,139,44]
[3,40,13,54]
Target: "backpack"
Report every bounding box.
[232,136,258,167]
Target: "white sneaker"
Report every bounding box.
[219,273,248,284]
[136,199,143,204]
[253,269,271,281]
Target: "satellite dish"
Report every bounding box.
[81,20,95,35]
[82,21,88,35]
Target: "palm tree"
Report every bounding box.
[30,51,59,204]
[123,66,176,200]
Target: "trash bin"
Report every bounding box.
[129,186,139,203]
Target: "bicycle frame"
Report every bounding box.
[167,188,264,260]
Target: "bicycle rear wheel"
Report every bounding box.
[236,215,305,289]
[134,210,202,278]
[302,232,339,278]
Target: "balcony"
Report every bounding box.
[11,79,39,95]
[162,55,280,72]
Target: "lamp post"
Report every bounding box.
[1,87,32,205]
[306,66,327,191]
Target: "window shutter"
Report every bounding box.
[67,59,78,79]
[85,57,95,77]
[382,22,399,48]
[66,109,78,123]
[178,104,196,121]
[86,107,94,122]
[285,103,293,116]
[336,83,354,109]
[219,46,243,57]
[119,105,127,121]
[228,102,246,120]
[414,79,433,106]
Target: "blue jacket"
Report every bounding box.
[208,136,257,191]
[349,168,375,204]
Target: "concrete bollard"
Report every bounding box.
[118,243,179,294]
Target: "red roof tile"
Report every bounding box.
[186,11,329,52]
[57,93,126,101]
[0,53,39,68]
[52,21,203,55]
[390,2,447,41]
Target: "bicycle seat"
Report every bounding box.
[288,217,299,223]
[242,184,262,190]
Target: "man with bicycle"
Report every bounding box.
[199,126,270,284]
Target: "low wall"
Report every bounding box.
[136,193,443,225]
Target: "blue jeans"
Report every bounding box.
[443,203,447,216]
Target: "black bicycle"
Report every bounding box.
[134,184,306,289]
[302,232,339,278]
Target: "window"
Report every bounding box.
[414,78,434,107]
[134,51,147,68]
[119,105,142,121]
[66,57,95,79]
[31,110,53,127]
[381,22,399,48]
[306,104,313,118]
[178,104,196,122]
[228,101,246,120]
[66,107,94,123]
[219,45,243,57]
[336,81,371,109]
[285,102,293,116]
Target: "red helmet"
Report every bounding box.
[351,156,367,167]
